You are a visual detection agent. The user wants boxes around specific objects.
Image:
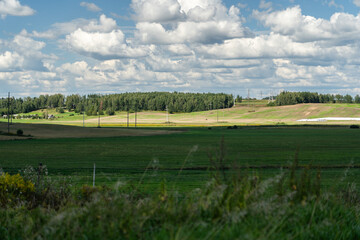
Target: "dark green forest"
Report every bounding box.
[0,92,234,115]
[274,91,360,106]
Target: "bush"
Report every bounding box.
[106,108,115,116]
[350,125,359,129]
[267,101,276,106]
[0,173,35,207]
[56,107,64,113]
[21,165,72,209]
[16,129,23,136]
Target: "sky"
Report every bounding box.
[1,0,360,98]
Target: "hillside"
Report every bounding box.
[2,102,360,127]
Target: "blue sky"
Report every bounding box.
[1,0,360,98]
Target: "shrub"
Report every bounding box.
[106,108,115,116]
[350,125,359,129]
[0,173,35,207]
[21,166,72,209]
[56,107,64,113]
[16,129,23,136]
[267,101,276,106]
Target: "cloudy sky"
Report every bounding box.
[1,0,360,98]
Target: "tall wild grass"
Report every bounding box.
[0,141,359,239]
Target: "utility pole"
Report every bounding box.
[247,89,250,99]
[223,103,225,119]
[10,96,13,125]
[93,163,96,187]
[7,92,10,134]
[166,105,169,123]
[127,110,129,128]
[98,112,100,128]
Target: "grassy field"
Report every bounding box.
[1,125,359,191]
[2,102,360,127]
[1,104,360,238]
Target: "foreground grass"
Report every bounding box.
[0,167,359,240]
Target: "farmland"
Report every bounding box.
[1,102,360,190]
[1,103,360,239]
[1,122,359,191]
[3,101,360,128]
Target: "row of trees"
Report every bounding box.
[275,92,360,106]
[0,92,234,115]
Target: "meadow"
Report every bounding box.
[1,103,360,239]
[1,125,360,191]
[4,101,360,127]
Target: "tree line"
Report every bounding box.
[274,91,360,106]
[0,92,234,115]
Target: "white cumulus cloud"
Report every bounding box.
[66,29,148,59]
[0,51,23,71]
[198,34,319,59]
[254,6,360,43]
[31,15,117,39]
[131,0,184,22]
[80,2,102,12]
[133,0,250,44]
[0,0,35,19]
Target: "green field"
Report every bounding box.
[3,102,360,127]
[1,126,359,191]
[2,105,360,239]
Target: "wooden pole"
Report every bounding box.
[93,163,96,187]
[98,112,100,128]
[7,92,10,134]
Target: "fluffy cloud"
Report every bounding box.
[259,0,272,9]
[166,44,193,55]
[0,51,23,71]
[31,15,117,39]
[0,32,56,72]
[136,20,247,44]
[132,0,183,22]
[65,29,148,59]
[80,2,102,12]
[0,0,35,19]
[134,0,251,44]
[82,14,118,33]
[198,34,319,59]
[12,34,46,51]
[254,6,360,43]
